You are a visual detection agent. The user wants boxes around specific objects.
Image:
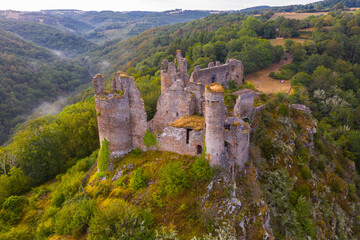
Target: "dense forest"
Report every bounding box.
[1,3,360,239]
[0,29,91,145]
[0,18,95,56]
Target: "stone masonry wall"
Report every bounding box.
[234,89,255,119]
[224,117,250,170]
[93,73,147,156]
[149,79,196,133]
[95,91,132,155]
[184,82,205,115]
[158,126,204,156]
[190,59,244,88]
[114,74,148,150]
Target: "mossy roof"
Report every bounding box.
[205,83,224,93]
[169,115,205,131]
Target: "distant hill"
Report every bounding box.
[0,29,91,145]
[0,9,215,44]
[0,18,95,56]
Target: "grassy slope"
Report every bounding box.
[5,98,359,239]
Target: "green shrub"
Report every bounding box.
[143,130,157,148]
[0,225,34,240]
[51,172,83,207]
[300,166,312,180]
[88,199,153,240]
[229,80,236,90]
[348,184,356,201]
[191,156,213,182]
[130,168,148,191]
[224,94,237,111]
[98,139,110,173]
[54,198,97,237]
[37,206,59,238]
[278,103,289,117]
[0,196,28,225]
[33,186,51,200]
[161,162,189,195]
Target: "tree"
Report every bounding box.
[242,16,262,35]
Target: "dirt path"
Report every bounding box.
[245,52,292,94]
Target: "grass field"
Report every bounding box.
[270,12,326,20]
[245,52,293,94]
[269,38,307,47]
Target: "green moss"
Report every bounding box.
[143,130,157,148]
[98,139,110,173]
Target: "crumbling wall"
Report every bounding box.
[149,79,196,133]
[190,59,244,88]
[184,82,205,115]
[204,83,226,167]
[234,89,255,119]
[224,117,250,170]
[158,126,204,156]
[93,73,148,156]
[114,74,148,150]
[94,75,132,155]
[161,59,177,94]
[160,50,190,94]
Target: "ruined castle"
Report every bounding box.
[93,50,255,171]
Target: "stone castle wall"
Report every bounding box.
[234,89,255,119]
[158,126,204,156]
[190,59,244,88]
[93,73,147,156]
[149,79,195,133]
[224,117,250,170]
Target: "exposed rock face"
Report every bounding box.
[158,126,204,156]
[291,104,311,114]
[149,79,196,133]
[205,83,226,167]
[93,73,148,156]
[190,59,244,88]
[224,117,250,170]
[234,89,255,119]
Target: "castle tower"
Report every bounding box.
[176,50,187,73]
[93,74,132,155]
[160,59,177,94]
[205,83,225,167]
[93,73,148,156]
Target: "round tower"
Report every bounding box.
[204,83,225,167]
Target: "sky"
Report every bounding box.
[1,0,317,12]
